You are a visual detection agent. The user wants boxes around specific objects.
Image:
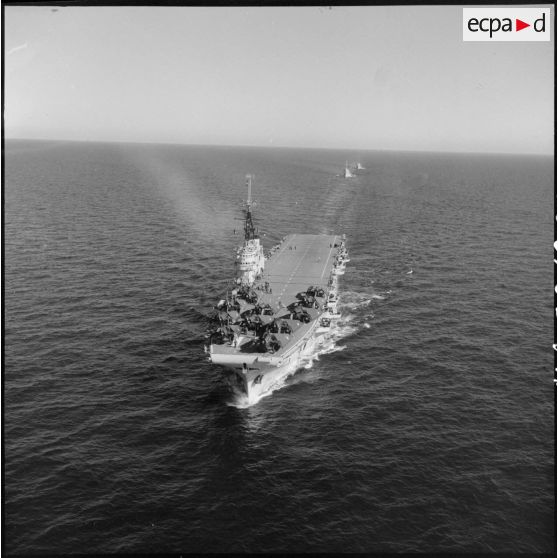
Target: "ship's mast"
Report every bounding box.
[244,174,257,241]
[246,174,252,207]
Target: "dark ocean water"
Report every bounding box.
[4,139,555,554]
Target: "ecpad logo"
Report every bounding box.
[463,8,550,41]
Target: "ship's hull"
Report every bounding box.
[207,232,347,402]
[218,323,332,402]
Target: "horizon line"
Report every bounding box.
[3,136,554,158]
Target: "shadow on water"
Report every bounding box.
[201,378,232,407]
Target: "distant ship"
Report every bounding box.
[205,175,349,402]
[356,162,366,170]
[344,161,355,178]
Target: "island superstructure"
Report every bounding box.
[205,175,349,402]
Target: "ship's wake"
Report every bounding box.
[226,288,388,407]
[341,289,386,308]
[228,362,299,408]
[227,314,360,409]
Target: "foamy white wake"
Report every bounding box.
[227,286,390,407]
[228,301,366,408]
[228,363,298,408]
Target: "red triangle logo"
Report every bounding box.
[516,18,530,31]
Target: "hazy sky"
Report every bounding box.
[4,5,554,154]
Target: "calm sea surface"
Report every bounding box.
[4,139,555,554]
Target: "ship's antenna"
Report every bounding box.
[246,174,252,208]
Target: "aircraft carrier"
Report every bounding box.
[205,175,349,402]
